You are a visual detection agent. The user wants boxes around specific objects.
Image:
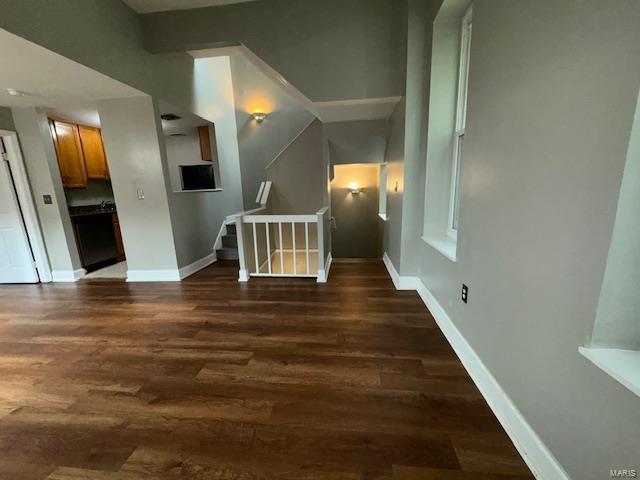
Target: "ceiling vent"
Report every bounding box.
[161,113,181,121]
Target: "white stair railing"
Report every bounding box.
[236,205,331,283]
[244,213,317,278]
[223,180,331,282]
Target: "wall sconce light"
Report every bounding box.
[252,111,267,123]
[349,182,361,194]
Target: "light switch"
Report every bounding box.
[137,188,145,200]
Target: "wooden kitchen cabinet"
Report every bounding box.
[112,214,126,262]
[78,125,109,180]
[50,120,87,189]
[197,125,213,161]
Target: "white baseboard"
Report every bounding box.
[126,269,181,282]
[382,252,419,290]
[317,252,332,283]
[178,252,217,280]
[51,268,86,282]
[382,252,569,480]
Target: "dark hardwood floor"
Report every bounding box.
[0,260,534,479]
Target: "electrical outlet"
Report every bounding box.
[42,194,52,205]
[461,284,468,304]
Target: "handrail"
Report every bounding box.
[243,214,317,223]
[225,180,272,222]
[227,205,266,221]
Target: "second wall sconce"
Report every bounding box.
[252,111,267,123]
[349,182,361,194]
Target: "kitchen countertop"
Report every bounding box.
[68,204,117,218]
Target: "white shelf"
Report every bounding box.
[579,346,640,397]
[421,234,457,262]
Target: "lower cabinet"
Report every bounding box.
[112,214,126,262]
[70,212,126,269]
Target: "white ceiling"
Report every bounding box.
[159,100,212,135]
[0,28,144,127]
[122,0,258,14]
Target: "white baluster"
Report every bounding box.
[252,222,259,274]
[265,222,272,274]
[305,221,310,275]
[291,222,297,275]
[278,221,284,274]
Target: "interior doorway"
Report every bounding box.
[330,163,383,259]
[0,131,50,283]
[48,115,126,278]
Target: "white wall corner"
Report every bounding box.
[382,252,419,290]
[126,269,182,282]
[381,252,570,480]
[51,268,86,282]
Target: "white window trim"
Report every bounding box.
[447,5,473,240]
[579,347,640,397]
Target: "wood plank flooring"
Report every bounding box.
[0,260,534,479]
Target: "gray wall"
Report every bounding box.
[325,120,389,173]
[97,96,179,273]
[383,99,406,269]
[266,119,327,215]
[399,0,437,275]
[229,52,316,208]
[10,107,82,273]
[0,107,14,130]
[394,1,640,478]
[331,164,382,259]
[140,0,407,102]
[0,0,195,111]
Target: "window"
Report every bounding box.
[422,1,473,261]
[448,5,473,239]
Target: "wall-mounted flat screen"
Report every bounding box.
[180,164,216,191]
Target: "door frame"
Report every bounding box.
[1,129,52,282]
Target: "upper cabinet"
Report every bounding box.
[78,125,109,180]
[50,119,110,189]
[197,125,213,162]
[50,120,87,189]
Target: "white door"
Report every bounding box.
[0,153,38,283]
